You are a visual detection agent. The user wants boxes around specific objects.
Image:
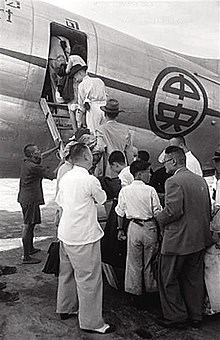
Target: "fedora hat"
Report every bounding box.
[69,63,87,78]
[100,99,124,114]
[212,146,220,160]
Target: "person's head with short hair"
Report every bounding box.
[163,145,186,175]
[137,150,150,162]
[63,141,78,161]
[69,143,92,170]
[72,67,87,83]
[100,98,123,120]
[24,144,41,164]
[169,136,187,152]
[130,160,151,184]
[108,150,126,175]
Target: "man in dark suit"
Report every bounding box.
[155,146,213,329]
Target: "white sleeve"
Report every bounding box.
[151,187,163,216]
[115,189,126,217]
[91,176,107,205]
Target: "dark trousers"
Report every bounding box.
[158,249,205,322]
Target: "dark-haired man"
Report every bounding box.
[108,150,134,187]
[115,160,162,298]
[56,143,115,334]
[158,136,202,176]
[18,144,56,264]
[155,146,213,328]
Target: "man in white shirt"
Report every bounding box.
[71,66,106,134]
[115,160,162,299]
[158,136,202,176]
[56,143,115,334]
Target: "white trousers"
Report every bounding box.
[56,240,105,330]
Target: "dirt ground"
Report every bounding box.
[0,179,220,340]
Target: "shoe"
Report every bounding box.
[190,320,201,329]
[156,317,187,329]
[60,312,78,320]
[69,135,76,141]
[82,324,116,334]
[0,266,17,276]
[0,290,19,302]
[22,257,41,264]
[135,328,153,339]
[0,282,7,290]
[29,248,41,255]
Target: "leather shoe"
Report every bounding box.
[29,248,41,255]
[60,312,78,320]
[190,320,201,329]
[22,257,41,264]
[0,266,17,276]
[156,317,187,329]
[0,282,7,290]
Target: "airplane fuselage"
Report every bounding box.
[0,0,219,177]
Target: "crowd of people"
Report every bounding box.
[9,34,220,333]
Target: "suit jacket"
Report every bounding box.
[156,168,213,255]
[96,121,134,176]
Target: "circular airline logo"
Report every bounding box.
[149,67,208,139]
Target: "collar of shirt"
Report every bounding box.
[106,120,117,124]
[71,165,88,174]
[132,180,145,185]
[174,167,186,175]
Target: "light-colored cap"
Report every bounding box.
[158,149,166,164]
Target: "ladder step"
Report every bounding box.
[52,114,70,119]
[57,126,73,130]
[40,98,65,159]
[47,102,69,108]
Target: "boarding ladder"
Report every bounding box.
[40,98,73,159]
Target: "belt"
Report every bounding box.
[131,218,154,227]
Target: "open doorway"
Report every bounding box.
[42,22,87,102]
[41,22,88,141]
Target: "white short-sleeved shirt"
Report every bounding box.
[115,180,162,219]
[56,165,106,245]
